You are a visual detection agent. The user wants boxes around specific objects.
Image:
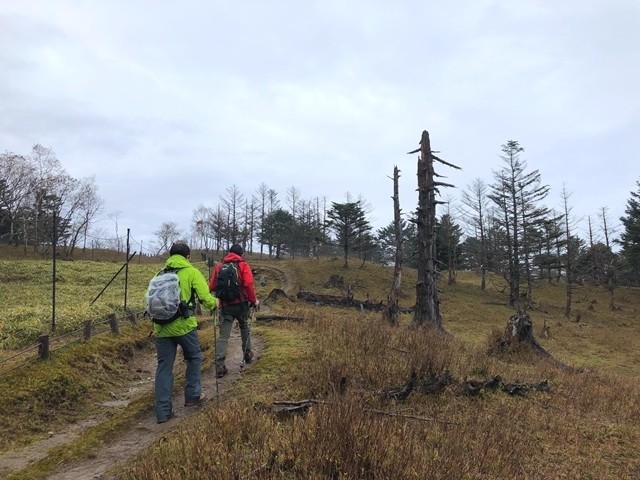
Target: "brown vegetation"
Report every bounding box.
[1,255,639,479]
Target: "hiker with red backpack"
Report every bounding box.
[209,244,259,378]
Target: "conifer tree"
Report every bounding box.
[619,180,640,284]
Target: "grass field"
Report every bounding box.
[1,254,639,479]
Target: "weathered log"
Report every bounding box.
[296,289,413,313]
[380,371,417,402]
[256,399,321,419]
[385,371,552,400]
[502,379,550,396]
[255,315,305,323]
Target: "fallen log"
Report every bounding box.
[255,399,321,419]
[255,315,305,323]
[259,399,452,424]
[382,371,552,401]
[296,289,413,313]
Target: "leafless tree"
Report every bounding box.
[560,184,577,318]
[0,152,32,245]
[154,221,182,255]
[191,205,213,251]
[28,144,66,252]
[255,182,269,257]
[460,178,489,289]
[220,184,244,246]
[600,207,618,310]
[207,205,226,253]
[244,197,257,253]
[286,186,301,258]
[266,189,280,257]
[63,176,104,256]
[108,210,123,253]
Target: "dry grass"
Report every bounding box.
[112,259,640,479]
[2,254,640,479]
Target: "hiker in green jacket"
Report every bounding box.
[150,242,218,424]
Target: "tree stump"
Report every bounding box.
[505,313,536,344]
[493,313,572,371]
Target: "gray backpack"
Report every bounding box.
[145,268,189,324]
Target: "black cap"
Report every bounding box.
[230,244,244,256]
[169,242,191,258]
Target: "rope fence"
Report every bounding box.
[0,309,143,379]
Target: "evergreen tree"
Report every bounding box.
[326,201,372,268]
[436,213,462,284]
[460,178,490,289]
[619,180,640,284]
[259,208,295,259]
[489,140,550,310]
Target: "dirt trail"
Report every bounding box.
[0,328,261,480]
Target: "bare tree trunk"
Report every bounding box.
[601,207,618,310]
[562,187,573,318]
[412,131,441,328]
[383,166,403,325]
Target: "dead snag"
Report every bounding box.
[409,130,461,329]
[383,165,404,325]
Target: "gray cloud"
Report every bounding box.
[1,0,638,248]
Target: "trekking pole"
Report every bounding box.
[213,309,219,406]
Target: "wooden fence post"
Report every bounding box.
[38,334,50,360]
[84,320,92,340]
[108,313,120,335]
[128,310,138,325]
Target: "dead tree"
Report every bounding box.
[408,130,460,329]
[382,166,403,325]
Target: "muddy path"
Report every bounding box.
[0,328,262,480]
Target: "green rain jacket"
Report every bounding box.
[151,254,218,338]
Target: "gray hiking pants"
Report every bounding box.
[154,329,202,422]
[215,302,252,367]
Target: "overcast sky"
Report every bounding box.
[1,0,638,253]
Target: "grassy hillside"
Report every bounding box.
[1,255,639,479]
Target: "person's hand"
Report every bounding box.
[253,300,260,311]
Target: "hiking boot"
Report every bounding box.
[216,365,228,378]
[157,410,177,424]
[243,350,254,364]
[184,393,207,407]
